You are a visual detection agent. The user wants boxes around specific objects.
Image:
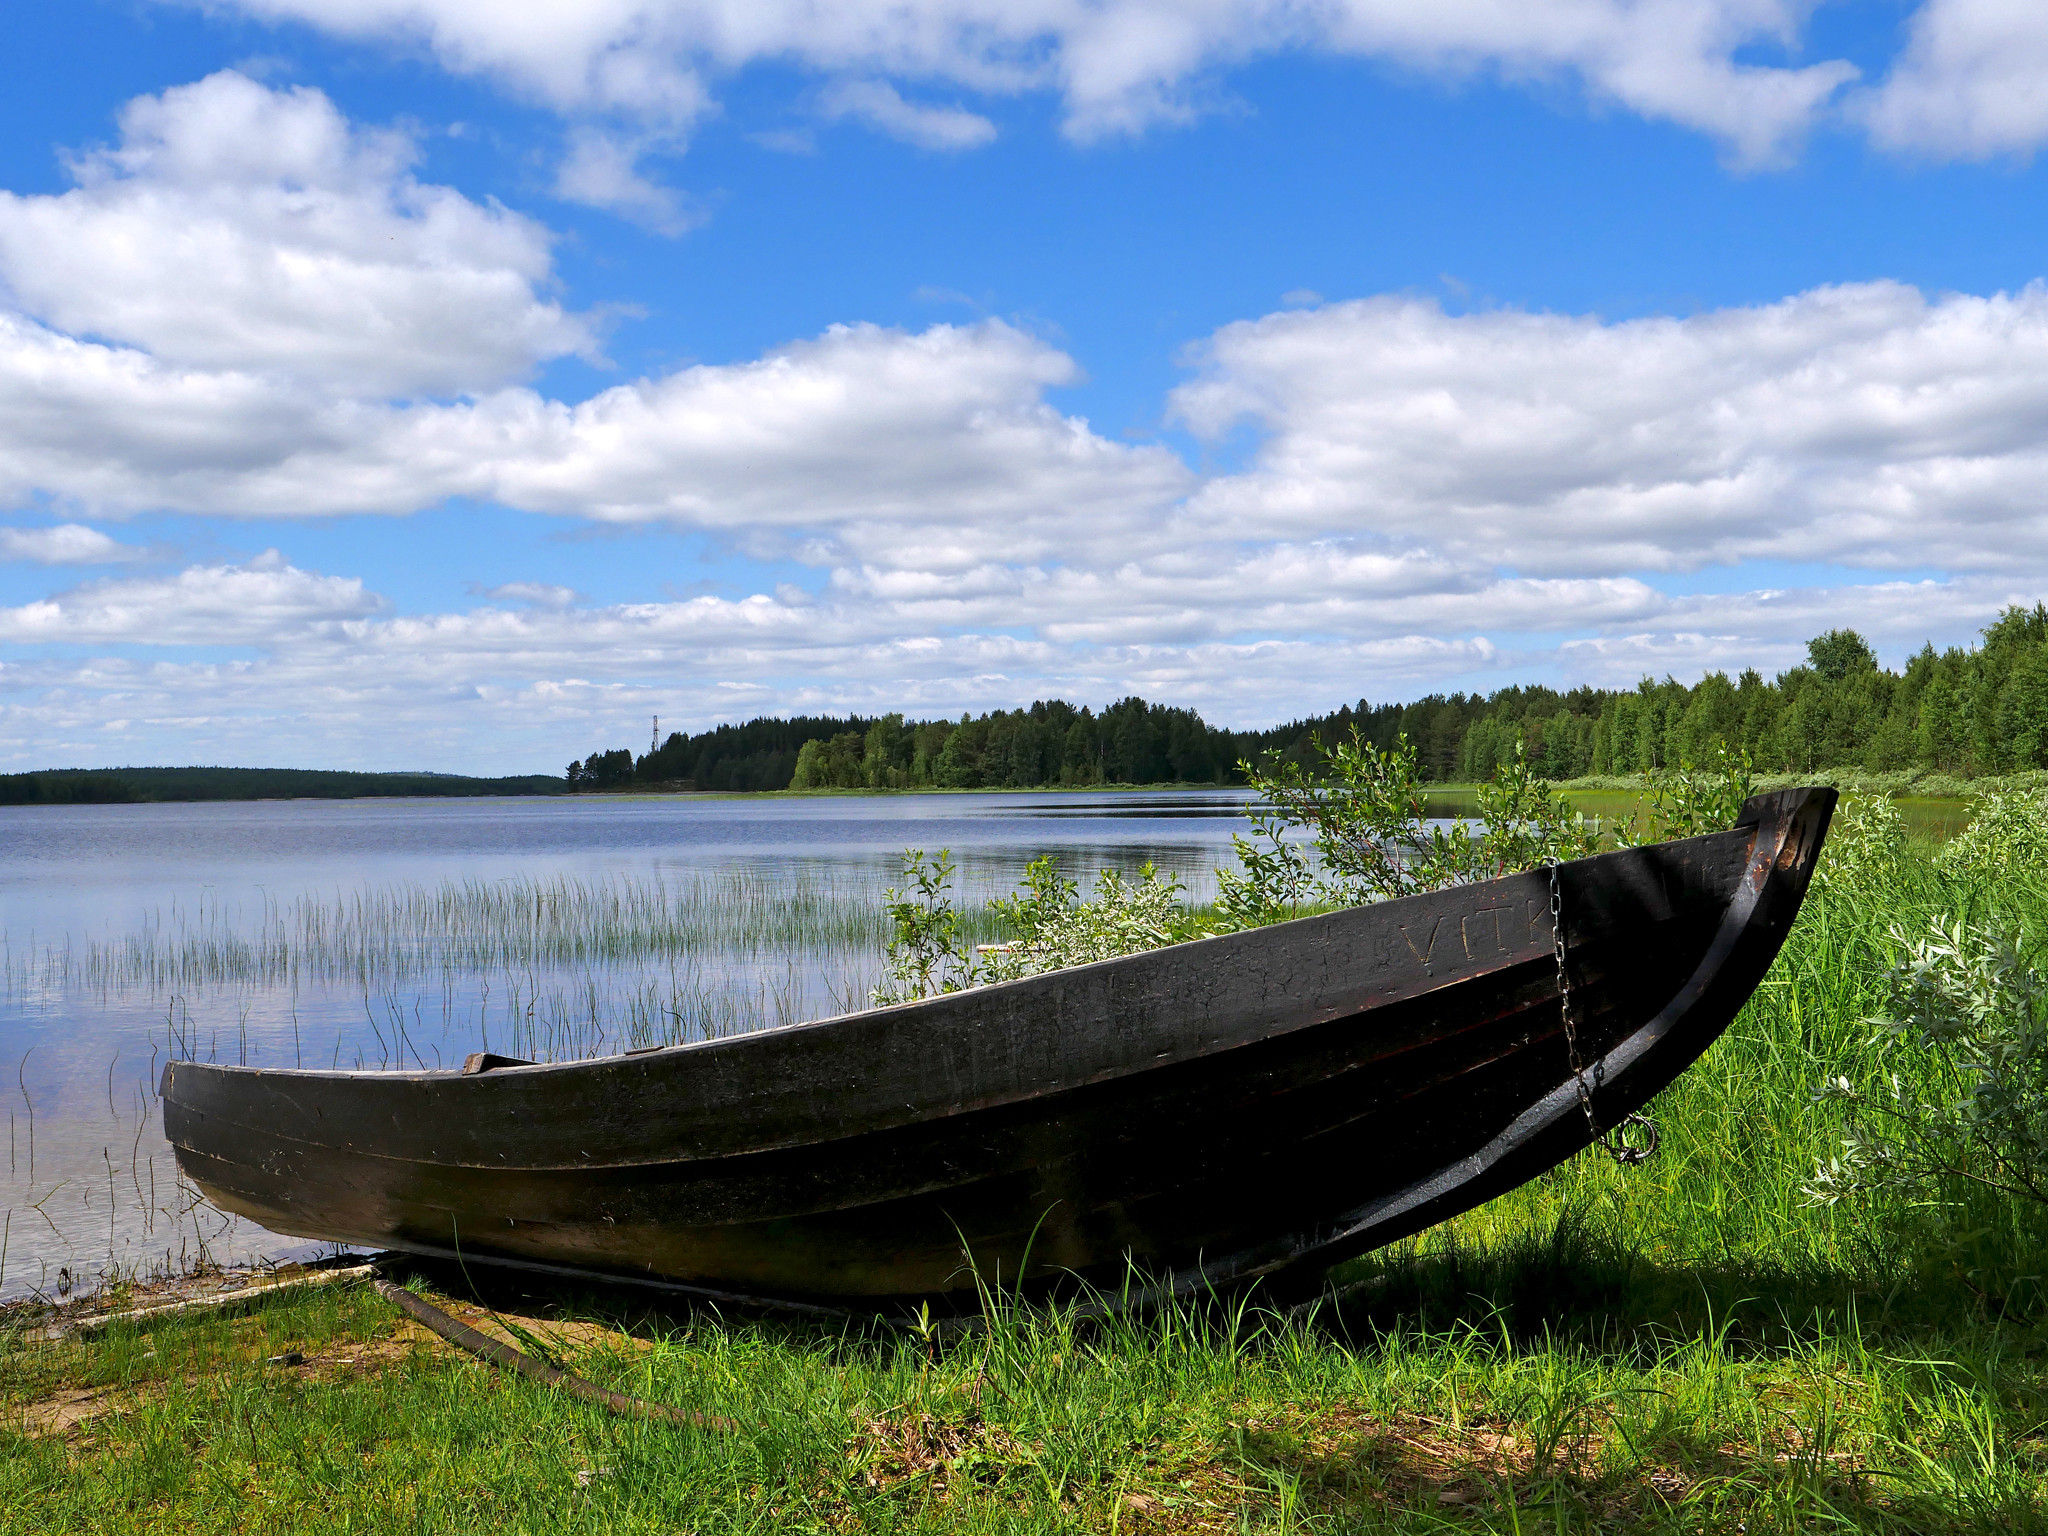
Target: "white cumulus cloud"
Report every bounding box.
[0,553,381,645]
[0,302,1192,541]
[478,581,582,607]
[0,524,149,565]
[0,71,593,397]
[473,320,1192,555]
[1173,281,2048,578]
[1861,0,2048,159]
[819,81,997,150]
[0,552,2036,771]
[553,127,696,232]
[191,0,1862,164]
[8,71,2048,763]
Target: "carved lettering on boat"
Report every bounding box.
[1461,907,1513,960]
[1399,915,1448,971]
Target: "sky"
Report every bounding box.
[4,3,2048,774]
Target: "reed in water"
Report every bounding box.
[7,868,921,998]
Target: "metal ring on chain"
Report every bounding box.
[1602,1112,1660,1166]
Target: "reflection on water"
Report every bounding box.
[0,790,1254,1297]
[984,797,1255,820]
[1893,797,1973,843]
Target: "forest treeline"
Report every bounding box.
[0,767,565,806]
[564,606,2048,793]
[572,697,1256,793]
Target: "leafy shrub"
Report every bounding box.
[1941,788,2048,883]
[1618,743,1756,845]
[978,857,1201,982]
[876,735,1762,998]
[872,849,971,1004]
[871,850,1198,1003]
[1212,733,1604,931]
[1815,792,1906,893]
[1809,914,2048,1211]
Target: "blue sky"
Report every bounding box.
[3,1,2048,772]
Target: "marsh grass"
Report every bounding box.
[4,836,2048,1529]
[0,870,937,1297]
[10,869,935,998]
[7,852,1142,1299]
[5,868,956,1073]
[1425,784,1976,844]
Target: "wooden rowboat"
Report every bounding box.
[162,786,1834,1312]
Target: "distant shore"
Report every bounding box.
[565,779,1254,799]
[0,765,566,806]
[2,762,2009,812]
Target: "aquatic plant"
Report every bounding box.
[10,868,896,1001]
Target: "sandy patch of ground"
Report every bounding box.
[9,1283,658,1441]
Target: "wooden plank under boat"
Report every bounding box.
[161,786,1835,1311]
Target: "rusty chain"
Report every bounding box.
[1546,858,1658,1168]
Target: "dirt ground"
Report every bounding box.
[7,1257,654,1441]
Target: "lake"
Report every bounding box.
[0,790,1256,1299]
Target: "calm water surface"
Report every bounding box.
[0,790,1254,1298]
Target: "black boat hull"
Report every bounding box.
[162,787,1834,1307]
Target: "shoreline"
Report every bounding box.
[0,770,2011,809]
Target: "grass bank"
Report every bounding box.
[1427,782,1976,843]
[5,846,2046,1531]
